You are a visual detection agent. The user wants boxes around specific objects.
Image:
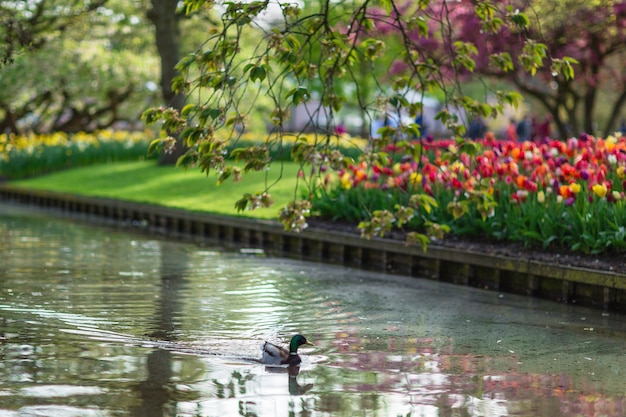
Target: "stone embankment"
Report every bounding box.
[1,185,624,313]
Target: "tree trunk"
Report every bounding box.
[583,60,600,135]
[603,90,626,137]
[148,0,187,165]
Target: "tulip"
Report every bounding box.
[537,190,545,203]
[580,169,590,180]
[592,183,608,198]
[409,172,423,185]
[606,135,617,152]
[607,154,617,165]
[340,172,352,189]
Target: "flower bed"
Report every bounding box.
[4,126,626,257]
[0,130,154,179]
[310,134,626,255]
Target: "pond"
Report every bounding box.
[0,203,625,417]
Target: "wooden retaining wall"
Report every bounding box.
[1,185,625,313]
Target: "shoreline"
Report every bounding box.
[1,184,625,313]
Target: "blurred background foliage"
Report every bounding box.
[1,0,159,134]
[0,0,218,134]
[3,1,626,139]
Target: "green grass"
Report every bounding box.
[10,160,304,219]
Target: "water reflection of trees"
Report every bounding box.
[213,370,254,398]
[133,240,198,416]
[0,216,148,411]
[210,367,315,416]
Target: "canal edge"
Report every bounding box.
[1,184,625,313]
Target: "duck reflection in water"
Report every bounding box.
[288,365,314,395]
[263,364,314,395]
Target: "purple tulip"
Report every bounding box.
[580,169,590,180]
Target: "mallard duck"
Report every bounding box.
[261,334,313,366]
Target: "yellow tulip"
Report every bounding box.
[606,135,617,152]
[537,190,545,203]
[340,172,352,190]
[592,183,608,198]
[409,172,423,184]
[569,183,581,194]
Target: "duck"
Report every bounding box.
[261,334,314,366]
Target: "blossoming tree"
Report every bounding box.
[448,0,626,138]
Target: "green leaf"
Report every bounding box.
[510,10,530,29]
[183,0,207,15]
[406,232,430,252]
[142,108,162,125]
[181,103,197,118]
[216,166,233,185]
[234,193,251,212]
[147,138,162,156]
[286,86,310,104]
[175,55,195,71]
[284,34,301,51]
[380,0,393,15]
[179,126,196,145]
[175,151,195,168]
[389,94,409,108]
[407,16,428,37]
[198,107,223,127]
[171,75,188,94]
[489,52,514,72]
[246,64,267,82]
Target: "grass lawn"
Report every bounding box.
[10,160,305,219]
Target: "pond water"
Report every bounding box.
[0,203,625,417]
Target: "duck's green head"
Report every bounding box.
[289,334,314,353]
